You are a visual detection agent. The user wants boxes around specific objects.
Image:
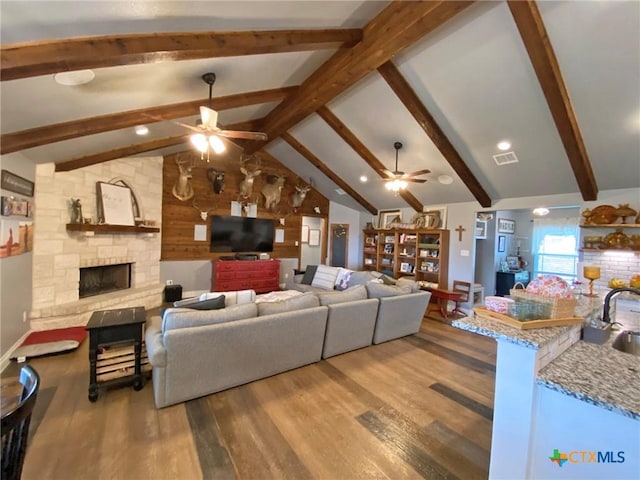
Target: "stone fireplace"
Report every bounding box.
[30,157,164,330]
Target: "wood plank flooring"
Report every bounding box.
[15,318,496,479]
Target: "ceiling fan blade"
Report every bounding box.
[406,178,427,183]
[402,169,431,178]
[218,130,268,141]
[200,106,219,130]
[174,120,203,133]
[381,169,396,178]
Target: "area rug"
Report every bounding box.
[11,326,86,359]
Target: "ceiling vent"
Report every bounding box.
[335,188,346,195]
[493,151,519,166]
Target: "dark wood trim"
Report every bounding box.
[508,0,598,201]
[281,132,378,215]
[246,1,475,154]
[317,106,424,212]
[1,29,362,81]
[377,61,492,208]
[1,87,297,155]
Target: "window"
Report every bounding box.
[532,217,580,282]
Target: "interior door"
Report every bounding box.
[330,224,349,267]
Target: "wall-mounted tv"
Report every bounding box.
[210,215,275,253]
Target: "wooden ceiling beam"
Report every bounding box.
[54,135,190,172]
[316,106,423,212]
[377,61,492,208]
[281,132,377,215]
[1,86,296,154]
[1,30,362,81]
[508,0,598,201]
[55,120,258,172]
[247,1,475,154]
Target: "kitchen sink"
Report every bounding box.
[612,331,640,356]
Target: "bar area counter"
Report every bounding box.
[452,314,639,479]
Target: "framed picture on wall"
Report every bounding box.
[301,225,309,243]
[498,218,515,234]
[309,229,320,246]
[475,219,487,239]
[498,235,506,252]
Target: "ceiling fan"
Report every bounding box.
[382,142,430,193]
[176,73,268,156]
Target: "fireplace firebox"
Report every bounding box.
[79,263,132,298]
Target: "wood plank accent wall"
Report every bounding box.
[161,148,330,261]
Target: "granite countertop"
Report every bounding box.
[452,315,577,349]
[452,315,640,420]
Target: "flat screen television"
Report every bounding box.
[210,215,275,253]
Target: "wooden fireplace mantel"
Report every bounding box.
[66,224,160,234]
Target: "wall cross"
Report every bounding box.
[455,225,466,242]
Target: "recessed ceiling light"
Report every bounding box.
[135,126,149,136]
[497,141,511,151]
[533,207,550,216]
[437,174,453,185]
[360,175,368,183]
[54,69,95,86]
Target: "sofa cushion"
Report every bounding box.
[257,292,319,316]
[301,265,318,285]
[317,284,367,306]
[200,289,256,306]
[396,277,421,293]
[185,295,226,310]
[162,303,258,332]
[334,268,354,291]
[366,282,413,298]
[349,271,381,287]
[311,265,340,290]
[381,274,397,285]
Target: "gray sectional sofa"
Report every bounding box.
[145,277,431,408]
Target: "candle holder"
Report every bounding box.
[583,266,601,297]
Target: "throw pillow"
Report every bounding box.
[301,265,318,285]
[311,265,341,290]
[199,289,256,306]
[381,274,397,285]
[187,295,226,310]
[366,282,413,298]
[349,271,381,286]
[317,284,367,306]
[162,303,258,332]
[173,296,202,308]
[334,268,353,291]
[257,292,320,316]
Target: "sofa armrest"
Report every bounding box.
[145,316,167,367]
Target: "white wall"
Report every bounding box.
[0,153,34,359]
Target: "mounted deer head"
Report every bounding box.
[172,155,194,201]
[290,179,312,209]
[261,174,286,210]
[207,168,225,194]
[192,197,217,221]
[239,155,262,198]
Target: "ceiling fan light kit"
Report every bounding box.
[383,141,430,195]
[185,72,266,160]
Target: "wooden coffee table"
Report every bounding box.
[85,306,146,402]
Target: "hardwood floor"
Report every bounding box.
[16,318,496,479]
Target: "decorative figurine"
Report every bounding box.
[70,198,83,224]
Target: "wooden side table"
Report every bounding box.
[85,306,146,402]
[423,287,464,320]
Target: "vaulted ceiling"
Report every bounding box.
[1,1,639,215]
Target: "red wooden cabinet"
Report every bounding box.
[211,259,281,293]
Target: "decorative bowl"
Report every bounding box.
[603,228,630,249]
[589,205,618,224]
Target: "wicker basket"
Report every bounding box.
[509,283,577,319]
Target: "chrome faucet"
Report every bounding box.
[602,287,640,324]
